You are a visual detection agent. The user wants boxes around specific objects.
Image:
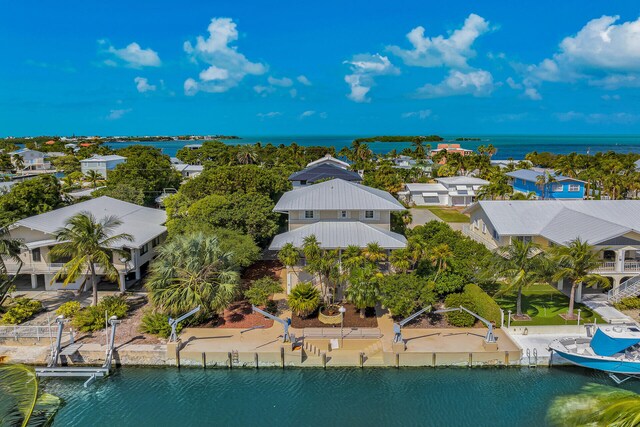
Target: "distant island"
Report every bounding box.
[455,137,481,141]
[1,135,240,146]
[353,135,443,144]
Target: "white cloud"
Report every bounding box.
[526,16,640,90]
[601,94,621,101]
[401,110,432,119]
[267,76,293,87]
[183,17,267,95]
[387,14,490,68]
[506,77,522,89]
[253,85,275,96]
[343,53,399,102]
[257,111,281,119]
[106,108,132,120]
[523,87,542,100]
[300,110,315,118]
[102,41,161,68]
[289,88,298,98]
[297,75,312,86]
[556,111,638,124]
[299,110,327,119]
[416,69,493,98]
[134,77,156,93]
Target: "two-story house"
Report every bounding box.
[5,196,167,291]
[464,200,640,302]
[506,169,585,199]
[80,155,127,178]
[269,179,407,292]
[401,176,488,207]
[9,148,50,171]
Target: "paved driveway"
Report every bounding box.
[409,208,441,228]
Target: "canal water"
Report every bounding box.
[46,367,640,426]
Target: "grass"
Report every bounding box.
[424,206,470,222]
[493,283,605,326]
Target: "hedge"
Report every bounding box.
[443,293,476,327]
[463,283,502,326]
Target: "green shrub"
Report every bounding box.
[244,277,282,307]
[72,295,129,332]
[433,272,466,295]
[463,284,502,326]
[140,311,180,338]
[614,297,640,311]
[443,293,476,327]
[379,273,435,318]
[288,282,320,318]
[0,298,43,325]
[56,301,81,318]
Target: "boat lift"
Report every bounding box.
[168,305,201,342]
[434,306,496,344]
[35,315,121,387]
[252,305,291,342]
[393,305,432,344]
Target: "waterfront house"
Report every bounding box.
[170,157,204,179]
[506,168,585,199]
[464,200,640,300]
[430,143,474,164]
[80,154,127,178]
[9,148,50,171]
[305,154,350,170]
[401,176,488,207]
[269,179,407,292]
[635,159,640,171]
[289,163,362,187]
[5,196,167,291]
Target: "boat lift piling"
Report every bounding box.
[251,305,292,343]
[393,305,432,351]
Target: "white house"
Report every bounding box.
[306,154,350,170]
[5,197,167,291]
[464,200,640,301]
[9,148,50,171]
[170,157,204,179]
[80,155,127,178]
[401,176,489,207]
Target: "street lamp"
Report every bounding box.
[339,306,346,347]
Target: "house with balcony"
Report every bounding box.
[5,196,167,291]
[506,168,586,199]
[80,155,127,178]
[401,176,488,207]
[269,178,407,292]
[463,200,640,302]
[9,148,50,171]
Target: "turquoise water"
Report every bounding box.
[45,367,640,426]
[107,134,640,159]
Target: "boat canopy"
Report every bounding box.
[590,327,640,356]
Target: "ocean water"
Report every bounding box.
[106,135,640,159]
[45,367,640,427]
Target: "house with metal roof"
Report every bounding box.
[170,157,204,179]
[5,196,167,291]
[464,200,640,299]
[8,148,50,171]
[305,154,350,169]
[80,154,127,178]
[400,176,488,206]
[506,168,585,199]
[288,162,362,187]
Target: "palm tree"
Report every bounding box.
[0,226,24,276]
[341,245,365,273]
[85,169,103,188]
[551,238,608,319]
[277,243,300,280]
[509,191,536,200]
[535,171,557,199]
[400,210,413,227]
[288,281,320,318]
[389,249,411,273]
[547,383,640,427]
[50,212,133,306]
[411,139,425,159]
[429,243,453,279]
[363,242,386,265]
[236,145,258,165]
[345,264,380,318]
[407,236,426,269]
[12,154,24,171]
[302,235,321,263]
[146,233,239,318]
[495,239,546,318]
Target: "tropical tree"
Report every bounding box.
[146,233,239,318]
[535,171,557,199]
[363,242,386,265]
[84,169,103,188]
[345,264,380,318]
[341,245,365,273]
[50,212,133,306]
[244,277,282,307]
[547,383,640,427]
[302,235,321,262]
[429,243,453,279]
[551,238,608,319]
[389,248,411,273]
[495,239,546,318]
[236,145,258,165]
[0,364,62,426]
[509,191,536,200]
[0,226,24,276]
[277,242,300,280]
[288,281,320,317]
[12,154,24,171]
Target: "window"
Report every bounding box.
[300,180,307,186]
[304,210,314,219]
[568,184,580,192]
[140,243,149,256]
[516,236,532,243]
[493,229,499,240]
[340,210,348,219]
[551,183,563,192]
[482,224,487,234]
[152,236,161,247]
[32,248,41,262]
[364,211,374,219]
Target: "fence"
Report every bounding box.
[0,325,55,341]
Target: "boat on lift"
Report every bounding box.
[548,324,640,382]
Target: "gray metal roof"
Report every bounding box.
[306,154,350,169]
[435,176,489,185]
[469,200,640,245]
[80,155,126,163]
[404,183,447,193]
[14,196,166,248]
[269,221,407,250]
[288,163,362,183]
[506,169,585,183]
[274,179,405,211]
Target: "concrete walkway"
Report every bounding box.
[409,208,441,228]
[581,294,634,323]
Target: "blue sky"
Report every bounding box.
[2,0,640,136]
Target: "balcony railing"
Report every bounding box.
[594,260,640,273]
[624,261,640,272]
[3,260,127,275]
[595,261,616,272]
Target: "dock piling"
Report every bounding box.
[359,352,364,368]
[254,353,259,369]
[322,352,327,369]
[280,347,285,369]
[201,352,206,369]
[227,352,232,369]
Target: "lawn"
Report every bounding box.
[424,206,469,222]
[493,283,605,326]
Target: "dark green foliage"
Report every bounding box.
[288,282,320,317]
[0,298,43,324]
[443,293,476,327]
[140,311,180,338]
[614,296,640,311]
[93,183,145,205]
[433,272,466,295]
[0,175,63,226]
[51,155,81,174]
[463,284,501,326]
[55,301,81,318]
[244,277,282,306]
[379,273,435,318]
[72,295,129,332]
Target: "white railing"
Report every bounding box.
[624,261,640,272]
[595,261,616,272]
[4,260,127,275]
[0,325,53,340]
[608,275,640,303]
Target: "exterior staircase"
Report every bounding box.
[608,275,640,303]
[303,341,321,357]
